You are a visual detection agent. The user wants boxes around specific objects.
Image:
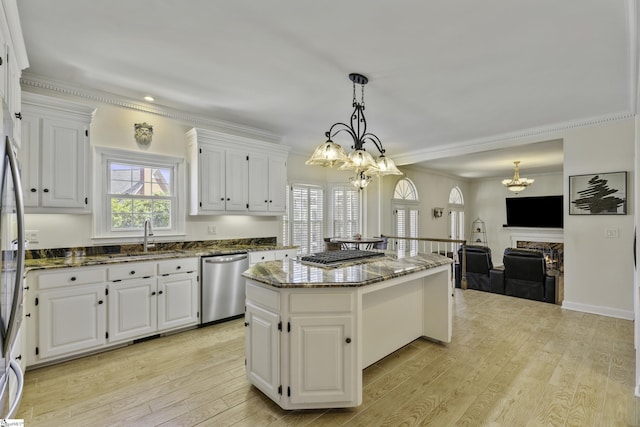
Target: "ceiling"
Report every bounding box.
[16,1,637,178]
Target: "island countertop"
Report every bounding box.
[242,251,452,288]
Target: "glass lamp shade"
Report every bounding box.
[350,171,372,190]
[501,178,534,194]
[338,149,378,173]
[372,155,403,176]
[305,141,348,167]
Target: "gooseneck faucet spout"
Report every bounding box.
[143,219,154,252]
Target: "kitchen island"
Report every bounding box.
[242,251,453,410]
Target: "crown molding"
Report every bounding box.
[392,110,635,166]
[20,73,283,144]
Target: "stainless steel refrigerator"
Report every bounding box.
[0,135,25,418]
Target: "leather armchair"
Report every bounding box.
[500,248,556,303]
[455,245,501,292]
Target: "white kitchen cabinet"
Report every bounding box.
[37,283,107,360]
[157,257,198,331]
[107,278,157,343]
[20,92,95,213]
[245,302,281,402]
[245,283,356,409]
[249,248,296,267]
[289,315,354,404]
[248,153,287,213]
[186,127,289,215]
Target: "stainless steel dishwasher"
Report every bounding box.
[201,253,249,324]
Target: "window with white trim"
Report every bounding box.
[283,184,324,255]
[448,186,465,255]
[330,185,360,238]
[392,178,419,255]
[94,148,185,240]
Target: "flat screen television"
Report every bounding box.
[505,195,563,228]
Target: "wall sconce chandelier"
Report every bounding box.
[305,73,402,189]
[502,161,534,194]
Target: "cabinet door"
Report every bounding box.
[18,115,40,208]
[267,156,287,212]
[199,144,226,211]
[289,315,354,404]
[225,149,249,211]
[157,272,198,331]
[108,279,157,343]
[248,153,269,212]
[245,302,280,402]
[38,284,106,360]
[40,118,88,209]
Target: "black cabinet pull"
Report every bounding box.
[25,313,30,317]
[220,197,224,201]
[345,338,351,344]
[15,355,21,360]
[130,271,135,275]
[244,322,249,327]
[176,266,181,270]
[98,300,103,305]
[269,200,272,203]
[70,276,77,281]
[43,188,49,193]
[14,112,21,120]
[264,200,268,203]
[151,291,156,296]
[158,290,163,295]
[227,198,230,201]
[30,188,36,193]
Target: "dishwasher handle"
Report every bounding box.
[204,254,248,264]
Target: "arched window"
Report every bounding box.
[393,178,419,255]
[448,186,464,254]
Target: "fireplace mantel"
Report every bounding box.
[509,229,564,247]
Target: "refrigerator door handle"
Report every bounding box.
[4,136,25,354]
[6,360,23,419]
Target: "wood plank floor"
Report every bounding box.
[17,289,639,426]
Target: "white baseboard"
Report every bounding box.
[561,300,633,320]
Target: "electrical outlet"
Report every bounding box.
[26,230,40,243]
[208,225,217,235]
[604,228,619,238]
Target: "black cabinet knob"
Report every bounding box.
[151,291,156,296]
[98,300,103,305]
[176,266,181,270]
[227,198,230,201]
[130,271,135,275]
[30,188,36,193]
[158,290,163,295]
[269,200,272,203]
[43,188,49,193]
[220,197,224,201]
[345,338,351,344]
[244,322,249,327]
[70,276,77,281]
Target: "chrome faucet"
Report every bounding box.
[143,219,155,252]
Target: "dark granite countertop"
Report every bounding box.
[242,251,453,289]
[24,238,296,272]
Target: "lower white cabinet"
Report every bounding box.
[26,257,199,366]
[37,283,107,360]
[108,278,157,343]
[245,282,356,409]
[157,271,198,331]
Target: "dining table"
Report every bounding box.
[330,237,385,250]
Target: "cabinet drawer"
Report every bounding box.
[274,249,297,261]
[158,258,198,276]
[107,262,156,281]
[289,292,353,313]
[249,251,275,265]
[37,267,106,289]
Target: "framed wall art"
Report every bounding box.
[569,171,627,215]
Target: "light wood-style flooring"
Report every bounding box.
[17,289,639,426]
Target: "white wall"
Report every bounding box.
[23,91,284,249]
[468,172,564,265]
[562,119,635,319]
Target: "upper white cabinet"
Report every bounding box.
[20,92,96,213]
[0,0,30,147]
[186,128,289,215]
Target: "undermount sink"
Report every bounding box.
[106,250,183,261]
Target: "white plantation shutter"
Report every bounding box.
[392,179,419,255]
[285,184,324,255]
[332,186,360,237]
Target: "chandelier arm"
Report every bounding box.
[361,134,385,155]
[326,122,358,144]
[351,103,367,150]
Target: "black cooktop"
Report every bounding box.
[300,250,384,266]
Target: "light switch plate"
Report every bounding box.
[605,228,619,238]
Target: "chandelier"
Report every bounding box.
[502,161,534,194]
[305,73,402,189]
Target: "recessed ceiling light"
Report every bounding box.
[144,96,155,102]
